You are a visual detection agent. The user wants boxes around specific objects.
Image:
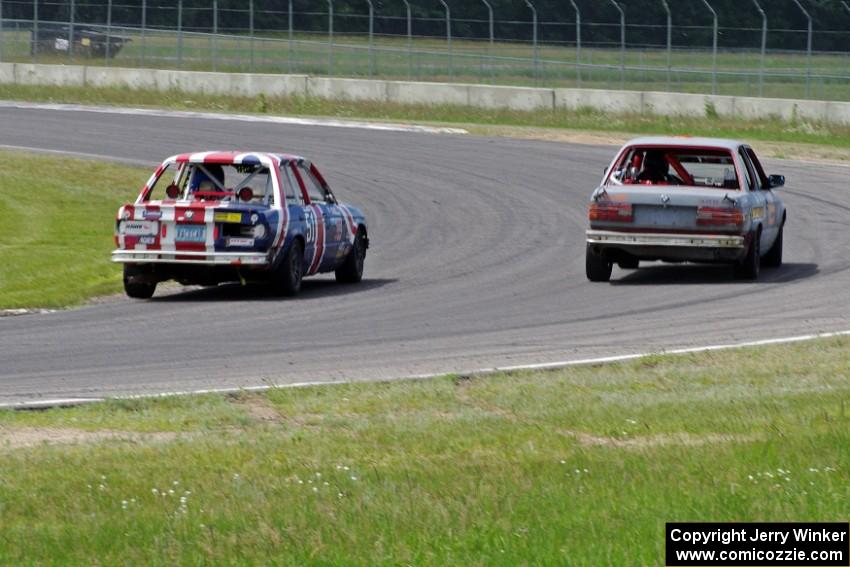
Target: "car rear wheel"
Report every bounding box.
[762,225,783,268]
[586,244,613,282]
[123,265,156,299]
[335,227,367,284]
[734,230,761,280]
[271,239,304,296]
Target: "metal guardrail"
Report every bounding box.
[0,0,848,101]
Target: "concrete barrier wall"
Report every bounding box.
[2,62,848,125]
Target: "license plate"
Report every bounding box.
[175,225,206,243]
[214,212,242,223]
[634,205,696,227]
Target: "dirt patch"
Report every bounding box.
[0,426,179,450]
[469,124,629,147]
[565,430,761,450]
[236,395,284,424]
[467,125,850,165]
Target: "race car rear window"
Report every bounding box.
[608,147,739,189]
[145,163,275,204]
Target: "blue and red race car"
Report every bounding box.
[112,151,369,298]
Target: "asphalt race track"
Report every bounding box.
[1,105,849,405]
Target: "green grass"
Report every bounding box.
[3,28,850,100]
[1,337,848,565]
[0,150,146,308]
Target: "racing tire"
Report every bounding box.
[734,230,761,280]
[123,265,156,299]
[335,227,367,284]
[761,225,783,268]
[617,256,639,270]
[271,240,304,296]
[586,244,613,282]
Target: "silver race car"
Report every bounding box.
[586,137,786,281]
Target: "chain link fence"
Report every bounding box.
[1,0,849,101]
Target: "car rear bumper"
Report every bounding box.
[586,230,747,263]
[587,230,745,249]
[111,249,270,266]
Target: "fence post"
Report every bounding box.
[32,0,38,59]
[288,0,293,73]
[481,0,493,47]
[177,0,183,69]
[523,0,538,83]
[249,0,255,72]
[481,0,494,82]
[106,0,112,61]
[660,0,671,90]
[569,0,581,86]
[608,0,625,88]
[749,0,766,97]
[141,0,146,66]
[68,0,75,60]
[0,0,3,63]
[366,0,374,77]
[212,0,218,71]
[790,0,811,98]
[438,0,451,79]
[698,0,717,95]
[402,0,412,78]
[327,0,333,75]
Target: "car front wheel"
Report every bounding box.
[586,244,613,282]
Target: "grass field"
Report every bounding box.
[0,150,146,308]
[1,336,848,564]
[3,27,850,100]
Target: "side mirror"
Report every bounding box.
[767,174,785,189]
[603,166,609,175]
[165,184,180,199]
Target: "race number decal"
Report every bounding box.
[304,209,317,244]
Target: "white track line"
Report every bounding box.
[4,329,849,410]
[0,144,155,166]
[0,100,469,135]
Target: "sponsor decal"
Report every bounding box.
[226,237,255,247]
[142,209,162,220]
[185,210,195,220]
[122,220,157,236]
[139,236,156,245]
[751,206,765,219]
[175,225,206,243]
[214,211,243,223]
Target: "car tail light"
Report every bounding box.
[589,202,633,222]
[696,206,744,227]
